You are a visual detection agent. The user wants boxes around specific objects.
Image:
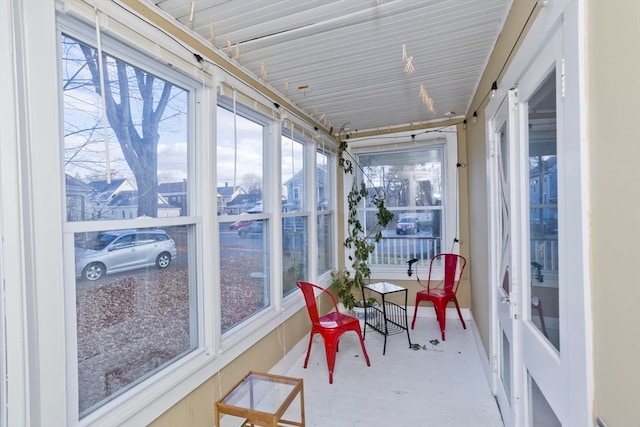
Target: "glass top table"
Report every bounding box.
[215,371,305,427]
[365,281,406,294]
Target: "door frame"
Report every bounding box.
[487,89,522,427]
[485,1,592,425]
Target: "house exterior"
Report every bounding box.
[84,178,135,220]
[283,164,327,212]
[225,192,261,215]
[1,1,638,427]
[217,184,246,214]
[158,181,188,216]
[69,178,181,220]
[65,174,94,222]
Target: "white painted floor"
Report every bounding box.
[270,316,504,427]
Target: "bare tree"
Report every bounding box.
[80,45,173,217]
[242,173,263,193]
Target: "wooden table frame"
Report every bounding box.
[215,371,305,427]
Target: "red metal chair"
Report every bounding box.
[531,296,549,339]
[297,281,371,384]
[411,253,467,340]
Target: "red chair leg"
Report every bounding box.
[453,298,466,329]
[533,299,549,338]
[411,298,420,329]
[435,301,447,341]
[354,328,371,366]
[303,331,314,368]
[324,337,338,384]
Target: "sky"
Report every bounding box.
[63,35,304,195]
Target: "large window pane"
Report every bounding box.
[219,220,270,332]
[282,216,308,296]
[61,35,189,221]
[216,106,264,214]
[317,213,332,275]
[75,225,195,415]
[217,104,270,331]
[282,131,304,212]
[282,131,308,296]
[358,146,444,265]
[316,150,333,275]
[61,34,197,417]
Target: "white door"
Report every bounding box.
[485,1,593,427]
[514,27,565,427]
[491,29,565,427]
[490,36,565,426]
[489,7,591,424]
[488,90,520,427]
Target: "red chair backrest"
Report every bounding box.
[297,281,337,326]
[428,253,467,293]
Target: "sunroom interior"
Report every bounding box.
[3,0,640,426]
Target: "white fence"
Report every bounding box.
[367,236,442,266]
[367,236,559,278]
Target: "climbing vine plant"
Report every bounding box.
[332,137,394,310]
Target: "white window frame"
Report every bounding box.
[10,1,341,425]
[57,14,213,426]
[0,4,20,425]
[346,126,460,279]
[215,97,281,341]
[315,146,337,278]
[280,122,311,297]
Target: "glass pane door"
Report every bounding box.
[490,93,519,427]
[527,72,559,351]
[497,119,513,402]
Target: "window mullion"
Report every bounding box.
[270,120,284,309]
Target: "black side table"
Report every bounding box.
[361,282,412,355]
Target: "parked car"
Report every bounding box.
[238,221,263,238]
[75,229,178,281]
[228,220,254,230]
[396,216,420,234]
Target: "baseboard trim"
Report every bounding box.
[407,305,471,320]
[468,311,493,387]
[269,334,309,376]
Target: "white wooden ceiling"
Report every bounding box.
[152,0,512,133]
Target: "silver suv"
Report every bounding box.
[75,229,178,281]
